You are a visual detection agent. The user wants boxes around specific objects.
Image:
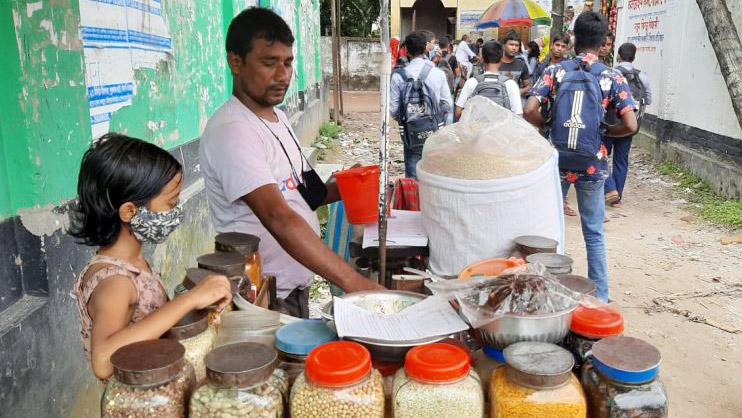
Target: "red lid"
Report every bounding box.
[571,305,625,338]
[404,343,471,384]
[305,341,372,388]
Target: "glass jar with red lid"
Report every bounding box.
[564,305,625,370]
[392,343,484,418]
[290,341,384,418]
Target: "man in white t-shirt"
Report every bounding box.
[199,8,382,318]
[455,34,477,79]
[455,41,523,120]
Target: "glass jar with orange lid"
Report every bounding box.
[392,343,484,418]
[215,232,262,289]
[563,305,624,370]
[290,341,384,418]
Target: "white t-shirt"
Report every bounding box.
[199,96,320,297]
[455,41,476,77]
[455,71,523,115]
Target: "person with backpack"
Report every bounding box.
[435,37,457,125]
[391,31,453,179]
[524,11,638,302]
[454,41,523,119]
[604,42,652,207]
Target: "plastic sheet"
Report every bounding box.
[426,264,584,328]
[420,97,553,180]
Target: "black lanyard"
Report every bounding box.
[258,116,306,184]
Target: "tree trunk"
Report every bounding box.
[551,0,565,39]
[696,0,742,131]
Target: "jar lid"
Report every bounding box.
[405,343,471,384]
[205,342,277,389]
[111,340,185,386]
[503,342,574,389]
[482,346,505,363]
[570,305,624,338]
[372,359,403,377]
[305,341,372,388]
[525,253,574,269]
[183,268,213,289]
[197,252,245,277]
[591,336,661,384]
[514,235,558,254]
[557,274,597,296]
[275,319,338,356]
[164,309,209,340]
[215,232,260,255]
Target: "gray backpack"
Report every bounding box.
[472,73,511,110]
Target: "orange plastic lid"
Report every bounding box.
[571,305,625,338]
[404,343,471,384]
[305,341,372,388]
[458,258,526,280]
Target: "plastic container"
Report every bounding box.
[458,258,526,280]
[334,165,381,225]
[490,342,587,418]
[392,343,484,418]
[102,339,196,418]
[275,319,338,387]
[164,309,217,383]
[190,342,283,418]
[581,336,668,418]
[473,346,504,400]
[564,305,624,369]
[291,341,384,418]
[215,232,263,289]
[215,310,281,348]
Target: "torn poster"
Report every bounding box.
[80,0,173,138]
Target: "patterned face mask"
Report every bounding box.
[129,205,184,244]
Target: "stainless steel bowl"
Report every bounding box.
[476,306,576,349]
[320,290,450,362]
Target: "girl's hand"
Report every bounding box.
[186,274,233,312]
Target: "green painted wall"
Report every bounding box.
[0,0,323,219]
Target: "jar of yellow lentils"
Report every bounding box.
[491,342,587,418]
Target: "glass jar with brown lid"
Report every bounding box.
[215,232,262,288]
[101,339,196,418]
[164,309,216,384]
[197,252,251,303]
[190,342,283,418]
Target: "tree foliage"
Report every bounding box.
[320,0,380,38]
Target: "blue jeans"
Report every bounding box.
[604,136,633,199]
[404,146,422,179]
[561,179,610,301]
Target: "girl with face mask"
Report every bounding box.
[69,133,233,381]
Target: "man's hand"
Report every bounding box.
[343,275,385,293]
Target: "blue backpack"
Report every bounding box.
[395,63,444,153]
[549,60,608,171]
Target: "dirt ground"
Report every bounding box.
[328,91,742,418]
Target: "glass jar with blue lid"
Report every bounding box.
[473,346,504,400]
[275,319,338,387]
[581,336,668,418]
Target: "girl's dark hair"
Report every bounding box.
[69,133,182,247]
[528,41,540,59]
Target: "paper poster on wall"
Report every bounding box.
[459,10,485,36]
[625,0,666,55]
[80,0,173,138]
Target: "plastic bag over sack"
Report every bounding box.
[426,263,583,329]
[420,97,554,180]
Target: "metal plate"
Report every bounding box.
[526,253,574,269]
[592,336,662,373]
[514,235,558,255]
[503,342,573,389]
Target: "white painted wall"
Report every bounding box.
[615,0,742,140]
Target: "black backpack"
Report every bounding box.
[472,74,511,110]
[617,66,647,123]
[395,63,444,152]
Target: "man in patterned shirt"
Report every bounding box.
[524,11,637,302]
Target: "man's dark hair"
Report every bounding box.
[573,11,608,52]
[552,32,569,45]
[617,42,637,62]
[404,31,428,57]
[504,31,520,44]
[438,37,450,50]
[419,29,436,43]
[226,7,294,58]
[605,32,616,42]
[527,41,540,59]
[476,38,484,44]
[481,41,504,64]
[69,134,182,247]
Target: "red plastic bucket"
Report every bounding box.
[334,165,380,225]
